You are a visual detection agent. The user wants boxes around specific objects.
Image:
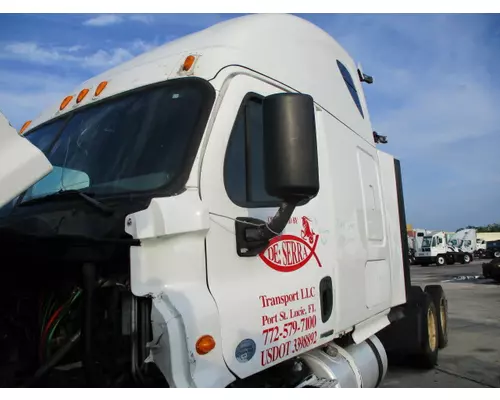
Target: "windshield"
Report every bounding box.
[421,236,432,247]
[20,78,214,203]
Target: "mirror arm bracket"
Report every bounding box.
[235,200,298,257]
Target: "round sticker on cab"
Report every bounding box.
[235,339,256,363]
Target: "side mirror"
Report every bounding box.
[262,93,320,202]
[235,92,320,257]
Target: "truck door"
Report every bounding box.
[437,233,446,251]
[200,74,334,379]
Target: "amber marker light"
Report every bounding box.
[183,55,196,71]
[19,120,32,135]
[94,81,108,97]
[60,96,73,111]
[196,335,216,355]
[77,88,89,104]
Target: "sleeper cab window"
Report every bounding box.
[223,94,281,208]
[337,60,364,118]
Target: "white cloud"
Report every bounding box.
[83,14,123,27]
[65,45,85,53]
[0,70,81,128]
[83,48,133,68]
[0,40,156,69]
[5,42,67,63]
[129,15,154,24]
[0,37,159,128]
[83,14,155,27]
[131,39,157,53]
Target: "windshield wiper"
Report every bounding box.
[20,190,114,215]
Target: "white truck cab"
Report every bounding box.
[0,14,448,388]
[415,229,475,266]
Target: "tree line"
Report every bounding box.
[456,224,500,233]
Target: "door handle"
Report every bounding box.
[319,276,333,323]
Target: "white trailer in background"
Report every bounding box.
[0,14,448,388]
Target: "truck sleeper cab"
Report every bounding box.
[0,14,447,388]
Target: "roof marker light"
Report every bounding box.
[60,96,73,111]
[19,120,32,135]
[77,88,89,104]
[94,81,108,97]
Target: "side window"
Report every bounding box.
[438,237,443,245]
[431,237,437,247]
[337,60,364,118]
[224,95,281,208]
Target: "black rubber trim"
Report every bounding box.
[320,329,334,339]
[366,338,383,388]
[394,158,412,298]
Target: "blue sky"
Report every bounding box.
[1,13,499,231]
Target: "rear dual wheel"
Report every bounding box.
[414,291,439,368]
[424,285,448,349]
[377,285,448,370]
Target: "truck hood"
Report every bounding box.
[0,112,52,208]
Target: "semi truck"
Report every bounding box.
[415,229,476,266]
[407,228,432,264]
[0,14,448,388]
[407,228,430,252]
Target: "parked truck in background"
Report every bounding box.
[484,240,500,259]
[407,228,430,252]
[407,228,431,264]
[0,14,448,388]
[415,229,476,266]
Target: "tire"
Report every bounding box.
[494,251,500,259]
[436,256,446,267]
[462,253,471,264]
[482,263,491,278]
[376,287,439,370]
[414,293,439,368]
[424,285,448,349]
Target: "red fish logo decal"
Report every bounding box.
[259,216,322,273]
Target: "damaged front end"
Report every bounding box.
[0,194,165,387]
[0,78,229,388]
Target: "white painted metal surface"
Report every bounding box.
[0,111,52,208]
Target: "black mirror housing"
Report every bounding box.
[262,93,320,202]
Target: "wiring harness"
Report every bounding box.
[39,288,82,363]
